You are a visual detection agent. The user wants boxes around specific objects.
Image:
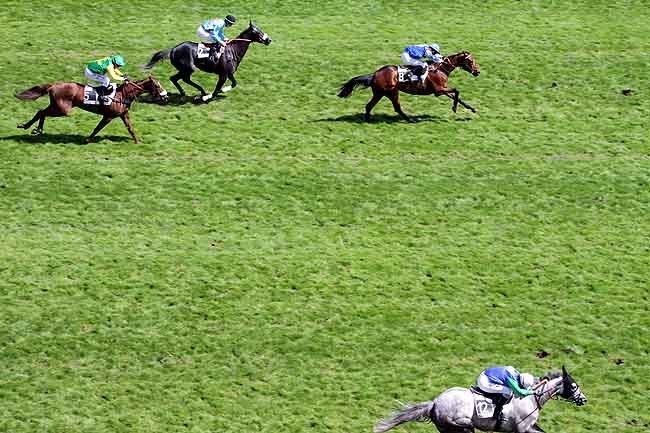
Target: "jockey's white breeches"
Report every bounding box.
[197,26,217,43]
[401,52,427,68]
[84,68,110,87]
[477,372,513,397]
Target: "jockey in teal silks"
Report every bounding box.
[401,43,443,81]
[477,366,535,429]
[196,14,236,57]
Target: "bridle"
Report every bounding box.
[516,379,562,426]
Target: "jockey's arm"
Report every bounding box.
[506,377,533,397]
[106,64,125,81]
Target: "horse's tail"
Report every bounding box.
[144,48,172,70]
[337,74,373,98]
[374,401,434,432]
[15,84,50,100]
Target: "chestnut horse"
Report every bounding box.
[15,76,168,143]
[337,51,480,122]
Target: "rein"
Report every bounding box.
[110,80,146,106]
[227,38,253,43]
[516,380,561,426]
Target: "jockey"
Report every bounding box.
[401,43,443,81]
[84,55,126,100]
[477,366,535,398]
[197,14,236,55]
[477,366,535,429]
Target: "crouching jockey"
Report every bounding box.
[477,366,535,429]
[400,43,443,81]
[84,55,126,102]
[197,14,236,58]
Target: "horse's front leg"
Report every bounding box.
[121,113,141,144]
[221,73,237,93]
[85,115,114,144]
[524,422,547,433]
[202,74,228,102]
[444,93,477,113]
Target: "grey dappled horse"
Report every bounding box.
[375,366,586,433]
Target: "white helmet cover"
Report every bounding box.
[520,373,535,388]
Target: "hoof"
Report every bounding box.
[84,137,93,144]
[221,85,232,93]
[31,128,43,136]
[201,94,213,102]
[17,123,26,129]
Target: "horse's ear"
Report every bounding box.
[562,365,568,376]
[249,19,253,27]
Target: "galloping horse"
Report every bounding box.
[375,366,587,433]
[15,76,168,143]
[145,21,272,102]
[338,51,480,122]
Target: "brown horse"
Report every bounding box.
[15,76,168,143]
[337,51,480,122]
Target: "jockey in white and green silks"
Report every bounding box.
[84,54,126,95]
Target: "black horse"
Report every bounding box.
[145,21,272,102]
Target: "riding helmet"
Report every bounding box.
[112,55,126,66]
[225,15,237,24]
[519,373,535,388]
[429,43,440,53]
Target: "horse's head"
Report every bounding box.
[142,75,168,104]
[559,365,587,406]
[455,51,480,77]
[243,21,272,45]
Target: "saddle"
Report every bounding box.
[83,85,117,106]
[197,42,223,60]
[470,386,512,422]
[397,64,431,83]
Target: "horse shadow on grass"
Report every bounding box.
[315,113,473,124]
[0,133,131,145]
[138,93,226,106]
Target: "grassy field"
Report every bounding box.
[1,1,649,432]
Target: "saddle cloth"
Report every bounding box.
[397,65,422,83]
[197,43,222,60]
[83,85,117,106]
[470,387,498,419]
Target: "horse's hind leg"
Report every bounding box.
[170,72,187,96]
[18,101,67,135]
[388,91,414,123]
[17,109,45,132]
[365,90,384,122]
[180,73,208,97]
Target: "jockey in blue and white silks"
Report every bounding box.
[197,14,236,47]
[401,43,444,81]
[477,366,535,398]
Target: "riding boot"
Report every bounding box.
[493,395,507,431]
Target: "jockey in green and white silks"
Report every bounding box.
[84,54,126,94]
[401,43,443,81]
[197,14,236,47]
[477,366,535,398]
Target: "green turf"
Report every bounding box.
[1,1,649,432]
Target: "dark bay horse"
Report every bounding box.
[144,21,272,102]
[15,76,168,143]
[338,51,480,122]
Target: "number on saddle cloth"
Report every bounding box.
[197,43,222,60]
[397,65,424,83]
[83,85,116,106]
